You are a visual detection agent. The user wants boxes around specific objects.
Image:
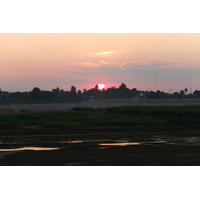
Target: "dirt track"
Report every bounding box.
[0,99,200,112]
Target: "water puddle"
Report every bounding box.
[99,142,141,146]
[98,135,200,147]
[151,135,200,145]
[0,147,59,152]
[60,139,113,143]
[63,140,83,144]
[0,134,200,151]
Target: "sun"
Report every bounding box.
[98,84,105,90]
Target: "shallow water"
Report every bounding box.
[98,135,200,147]
[58,135,200,147]
[0,147,59,151]
[151,135,200,145]
[0,134,200,151]
[99,142,141,146]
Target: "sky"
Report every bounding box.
[1,33,200,93]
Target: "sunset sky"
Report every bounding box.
[1,33,200,93]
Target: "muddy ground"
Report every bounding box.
[0,132,200,166]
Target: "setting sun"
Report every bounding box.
[1,33,200,93]
[98,84,105,90]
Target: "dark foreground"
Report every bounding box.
[0,105,200,166]
[0,131,200,166]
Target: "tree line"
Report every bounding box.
[0,83,200,104]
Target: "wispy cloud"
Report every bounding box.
[59,68,84,73]
[58,60,200,78]
[88,50,117,57]
[121,60,189,69]
[60,61,108,69]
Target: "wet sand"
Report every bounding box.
[0,133,200,166]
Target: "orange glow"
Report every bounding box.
[1,33,200,92]
[99,142,140,146]
[0,147,59,151]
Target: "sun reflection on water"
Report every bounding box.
[0,147,59,151]
[99,142,141,146]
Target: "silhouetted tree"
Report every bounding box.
[131,88,138,98]
[77,90,82,99]
[179,90,185,98]
[41,91,54,100]
[184,88,188,94]
[70,86,77,99]
[59,89,64,100]
[31,87,42,99]
[119,83,127,91]
[193,90,200,98]
[52,87,60,98]
[147,91,156,99]
[119,83,127,98]
[95,84,99,90]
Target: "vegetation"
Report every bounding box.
[0,83,199,104]
[1,105,200,134]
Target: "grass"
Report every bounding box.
[1,105,200,134]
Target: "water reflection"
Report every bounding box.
[98,135,200,147]
[152,135,200,145]
[99,142,141,146]
[61,139,113,143]
[64,140,83,143]
[0,135,199,150]
[0,147,59,152]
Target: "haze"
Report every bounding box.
[1,33,200,93]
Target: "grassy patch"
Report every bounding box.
[1,105,200,134]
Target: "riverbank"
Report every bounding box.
[0,105,200,165]
[0,99,200,112]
